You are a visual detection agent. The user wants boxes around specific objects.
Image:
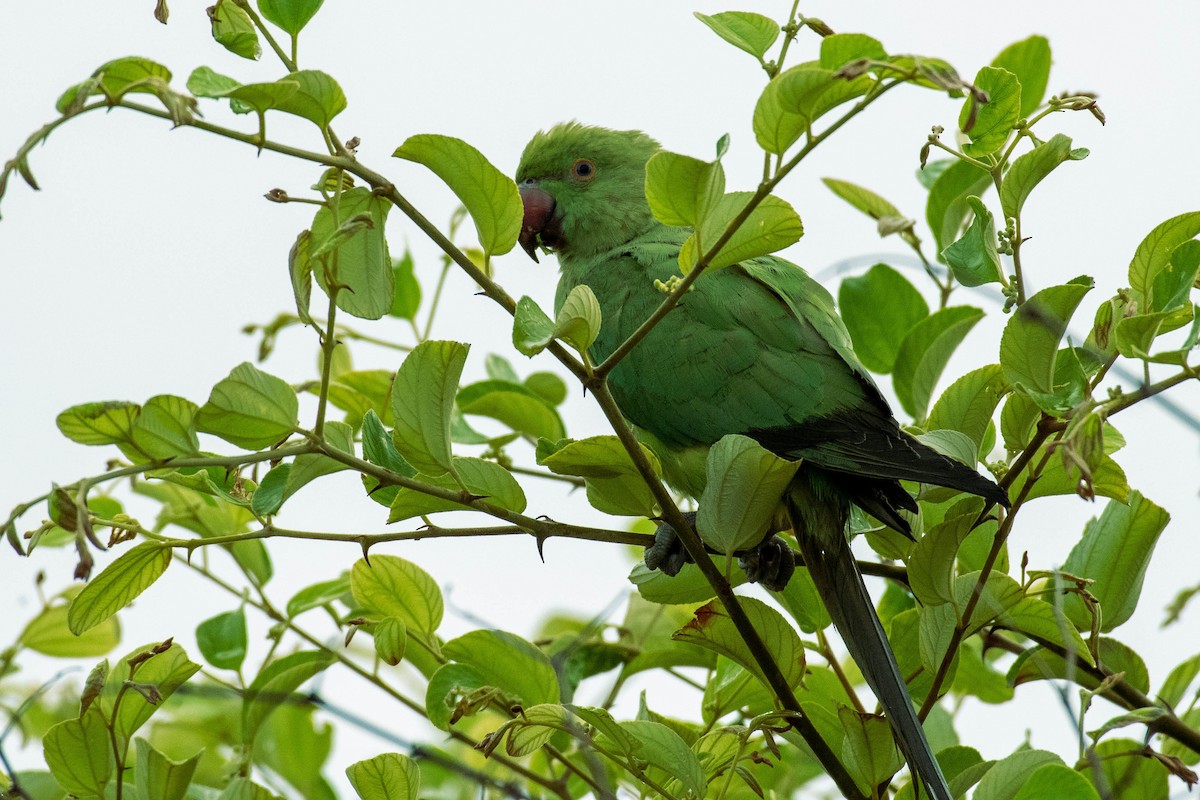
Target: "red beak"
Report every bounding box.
[518,184,557,262]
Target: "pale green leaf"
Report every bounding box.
[992,35,1052,118]
[942,196,1003,287]
[696,434,798,555]
[346,752,420,800]
[680,192,803,272]
[838,263,929,374]
[394,134,521,256]
[894,305,985,419]
[673,597,805,690]
[43,708,111,797]
[959,67,1021,157]
[1061,492,1169,631]
[68,543,172,634]
[1000,134,1077,220]
[350,555,443,636]
[390,341,468,475]
[694,11,779,59]
[195,362,299,450]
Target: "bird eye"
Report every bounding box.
[572,159,596,181]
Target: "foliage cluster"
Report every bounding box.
[2,2,1200,800]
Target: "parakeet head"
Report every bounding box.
[516,122,661,261]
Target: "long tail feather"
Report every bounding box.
[786,483,951,800]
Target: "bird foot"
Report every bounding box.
[738,536,795,592]
[644,511,697,576]
[644,512,795,591]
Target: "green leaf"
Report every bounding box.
[927,158,992,255]
[91,56,173,102]
[942,197,1003,287]
[674,597,805,690]
[196,608,248,670]
[1160,652,1200,709]
[696,434,798,555]
[394,134,521,256]
[992,35,1052,118]
[679,193,804,272]
[538,435,661,517]
[20,603,120,657]
[369,617,407,666]
[694,11,779,59]
[386,457,525,522]
[43,708,111,797]
[513,295,556,356]
[645,150,725,228]
[1128,211,1200,300]
[839,708,903,793]
[257,703,335,800]
[68,543,172,634]
[133,395,200,459]
[195,362,299,449]
[1114,304,1196,361]
[525,372,567,406]
[620,720,707,799]
[311,187,393,320]
[908,511,976,607]
[819,33,887,70]
[425,663,487,730]
[996,597,1094,666]
[629,558,746,605]
[257,0,324,35]
[218,777,282,800]
[822,177,903,222]
[972,749,1063,800]
[210,0,261,60]
[1061,492,1169,631]
[553,284,602,353]
[243,651,334,745]
[927,364,1008,452]
[251,464,290,517]
[752,65,839,154]
[959,67,1021,157]
[346,752,419,800]
[101,641,200,747]
[1153,239,1200,312]
[1012,764,1100,800]
[56,401,139,448]
[390,340,468,475]
[273,69,345,127]
[894,305,985,419]
[389,250,421,320]
[350,555,443,637]
[442,630,559,707]
[286,575,350,619]
[134,739,202,800]
[281,420,355,502]
[457,380,564,441]
[1090,738,1169,799]
[772,567,831,633]
[838,263,929,374]
[1000,134,1077,221]
[1000,280,1094,396]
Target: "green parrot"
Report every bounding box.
[516,122,1008,800]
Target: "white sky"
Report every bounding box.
[3,1,1200,797]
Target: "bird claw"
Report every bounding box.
[645,513,795,592]
[739,536,796,592]
[644,511,697,576]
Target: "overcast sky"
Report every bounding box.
[3,1,1200,796]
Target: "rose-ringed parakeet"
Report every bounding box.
[516,122,1008,800]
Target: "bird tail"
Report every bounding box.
[786,478,951,800]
